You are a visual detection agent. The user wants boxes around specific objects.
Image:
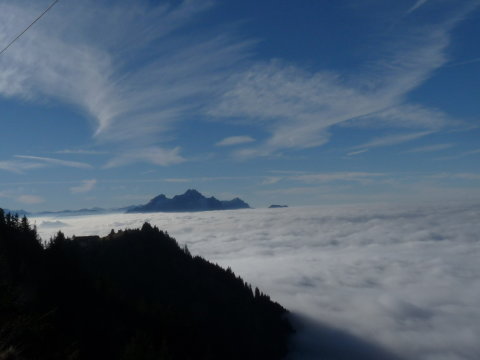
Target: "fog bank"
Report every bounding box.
[32,203,480,360]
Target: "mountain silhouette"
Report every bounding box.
[2,208,29,216]
[127,189,250,213]
[0,209,292,359]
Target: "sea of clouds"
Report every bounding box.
[31,203,480,360]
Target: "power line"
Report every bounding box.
[0,0,60,58]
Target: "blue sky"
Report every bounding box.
[0,0,479,211]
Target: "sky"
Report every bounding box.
[0,0,480,211]
[31,202,480,360]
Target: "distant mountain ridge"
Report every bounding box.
[127,189,250,213]
[36,207,108,216]
[2,208,29,216]
[2,190,250,216]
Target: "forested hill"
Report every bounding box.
[0,209,292,359]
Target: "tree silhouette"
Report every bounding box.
[0,210,293,359]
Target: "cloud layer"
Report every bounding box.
[32,203,480,360]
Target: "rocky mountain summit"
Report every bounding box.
[127,189,251,213]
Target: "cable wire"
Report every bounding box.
[0,0,60,58]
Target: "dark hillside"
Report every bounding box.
[0,209,292,359]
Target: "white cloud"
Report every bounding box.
[0,160,45,173]
[259,185,342,196]
[1,1,477,165]
[451,173,480,180]
[437,148,480,161]
[150,172,385,186]
[56,149,106,155]
[458,149,480,156]
[31,202,480,360]
[447,56,480,67]
[292,172,385,184]
[210,56,447,157]
[105,146,185,168]
[355,131,433,149]
[405,143,454,153]
[15,155,92,169]
[70,179,97,194]
[209,4,478,157]
[1,154,91,174]
[346,149,369,156]
[216,136,255,146]
[269,170,310,175]
[164,178,191,183]
[0,0,252,166]
[350,104,452,129]
[18,194,44,204]
[430,173,480,181]
[162,175,256,183]
[262,176,282,185]
[407,0,430,14]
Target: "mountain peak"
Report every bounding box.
[182,189,203,198]
[127,190,250,213]
[151,194,167,200]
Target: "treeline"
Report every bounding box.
[0,209,292,359]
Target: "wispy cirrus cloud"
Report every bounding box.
[347,149,369,157]
[0,0,478,165]
[406,0,430,14]
[0,190,45,205]
[0,0,252,167]
[291,172,385,184]
[446,57,480,67]
[56,149,106,155]
[430,172,480,181]
[257,172,386,187]
[105,146,185,168]
[262,177,282,185]
[353,131,433,150]
[350,104,452,130]
[18,194,44,204]
[436,148,480,161]
[216,136,255,146]
[164,178,191,183]
[210,57,447,158]
[0,155,92,173]
[15,155,92,169]
[0,160,45,173]
[405,143,454,153]
[210,3,478,158]
[70,179,97,194]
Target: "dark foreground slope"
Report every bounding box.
[0,209,292,360]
